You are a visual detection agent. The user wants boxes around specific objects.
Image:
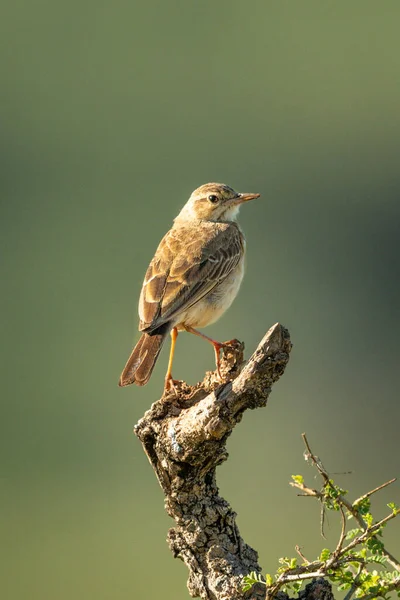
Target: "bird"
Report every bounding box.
[118,182,260,391]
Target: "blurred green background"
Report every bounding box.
[1,1,400,599]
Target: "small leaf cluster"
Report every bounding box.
[277,557,302,594]
[323,478,348,511]
[388,503,400,516]
[242,571,265,592]
[242,471,400,600]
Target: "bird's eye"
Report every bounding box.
[208,194,219,204]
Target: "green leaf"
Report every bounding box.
[278,556,294,568]
[265,574,274,587]
[346,528,361,540]
[388,502,399,515]
[338,582,352,591]
[242,571,265,592]
[242,581,252,592]
[364,512,374,527]
[366,537,384,554]
[368,554,387,565]
[291,474,304,485]
[320,548,331,561]
[354,497,371,515]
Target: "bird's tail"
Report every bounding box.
[118,323,171,387]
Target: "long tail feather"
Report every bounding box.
[118,323,171,387]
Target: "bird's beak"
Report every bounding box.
[236,192,261,204]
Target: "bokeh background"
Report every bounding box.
[1,2,400,599]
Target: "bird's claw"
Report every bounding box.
[164,375,180,397]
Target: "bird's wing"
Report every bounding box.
[138,223,244,332]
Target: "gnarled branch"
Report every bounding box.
[134,323,291,600]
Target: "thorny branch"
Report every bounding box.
[294,434,400,572]
[260,434,400,600]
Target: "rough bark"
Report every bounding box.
[134,323,294,599]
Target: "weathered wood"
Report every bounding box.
[134,323,292,600]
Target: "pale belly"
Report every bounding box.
[177,257,245,330]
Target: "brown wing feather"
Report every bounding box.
[138,222,244,333]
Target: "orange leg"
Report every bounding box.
[164,327,179,392]
[183,325,229,380]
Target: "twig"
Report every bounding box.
[295,545,310,564]
[300,434,400,573]
[267,435,400,600]
[331,507,346,559]
[353,478,397,505]
[343,563,364,600]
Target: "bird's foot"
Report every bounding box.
[164,374,181,397]
[212,340,240,380]
[213,339,244,382]
[221,338,241,347]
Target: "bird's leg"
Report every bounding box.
[164,327,179,394]
[183,325,229,380]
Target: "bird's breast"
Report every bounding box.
[177,256,245,329]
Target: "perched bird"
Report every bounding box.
[119,182,260,391]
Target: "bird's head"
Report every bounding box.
[175,183,260,223]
